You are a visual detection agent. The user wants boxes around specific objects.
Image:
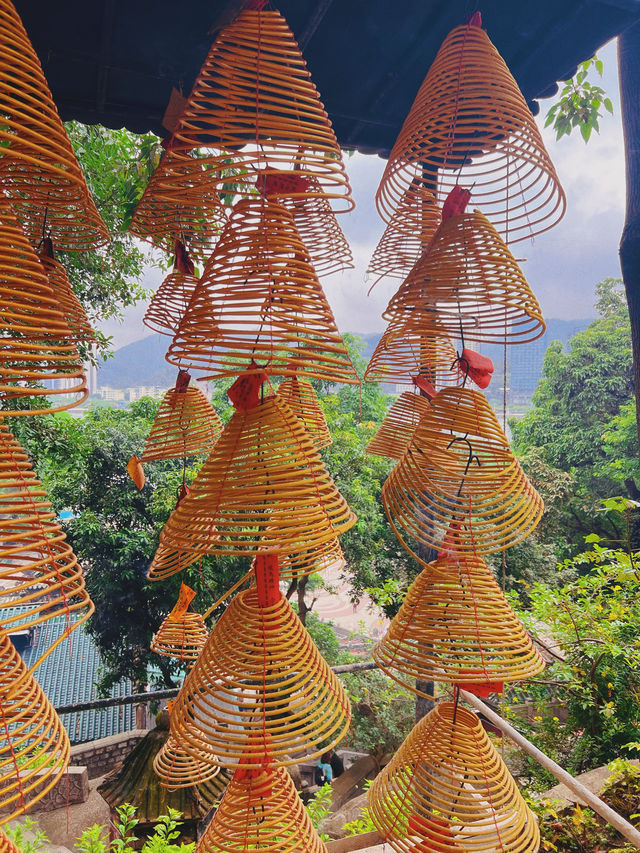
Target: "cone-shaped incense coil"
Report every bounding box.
[374,555,544,689]
[367,393,431,460]
[0,1,108,250]
[383,209,545,345]
[364,315,461,386]
[140,386,222,462]
[129,148,226,263]
[0,830,19,852]
[382,387,543,557]
[367,185,439,283]
[38,243,96,347]
[146,544,202,583]
[197,764,326,853]
[153,733,221,789]
[0,630,70,824]
[0,422,93,658]
[0,194,88,414]
[368,702,540,853]
[152,609,208,663]
[165,7,352,211]
[376,17,565,243]
[143,268,199,338]
[167,198,359,384]
[276,377,332,450]
[172,587,351,768]
[252,536,345,582]
[160,394,356,557]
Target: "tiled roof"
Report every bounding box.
[6,609,135,745]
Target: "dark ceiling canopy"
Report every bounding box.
[13,0,640,156]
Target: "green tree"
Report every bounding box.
[545,54,613,142]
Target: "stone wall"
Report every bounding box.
[69,730,146,779]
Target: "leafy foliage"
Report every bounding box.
[76,804,194,853]
[545,55,613,142]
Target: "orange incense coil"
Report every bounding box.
[197,763,326,853]
[276,376,332,450]
[374,555,544,689]
[167,197,359,384]
[160,394,356,557]
[367,185,439,284]
[0,1,108,250]
[382,387,543,558]
[153,733,221,790]
[164,7,352,212]
[143,242,200,337]
[151,583,208,663]
[0,830,19,852]
[171,587,351,768]
[139,386,222,463]
[364,315,461,389]
[0,422,93,664]
[146,545,203,582]
[368,702,540,853]
[366,392,431,460]
[0,194,88,414]
[376,16,565,243]
[0,629,70,825]
[38,239,97,347]
[129,149,226,263]
[383,209,545,345]
[252,536,345,582]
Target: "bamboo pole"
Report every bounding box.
[460,689,640,850]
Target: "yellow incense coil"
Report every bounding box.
[376,17,565,243]
[160,394,356,557]
[146,545,203,583]
[368,702,540,853]
[197,764,326,853]
[171,588,351,768]
[0,630,70,825]
[364,315,461,387]
[0,194,88,414]
[0,830,19,852]
[382,387,543,557]
[151,612,208,663]
[276,376,332,450]
[0,1,108,250]
[383,209,545,345]
[367,185,439,283]
[166,197,359,384]
[374,555,544,689]
[162,7,352,212]
[153,733,221,790]
[0,421,93,667]
[38,241,97,347]
[143,269,200,338]
[366,392,431,460]
[252,536,345,582]
[140,386,222,462]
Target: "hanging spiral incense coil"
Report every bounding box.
[152,612,208,663]
[376,16,565,243]
[252,536,345,582]
[0,421,93,665]
[166,197,359,384]
[0,630,70,825]
[374,555,544,689]
[276,376,332,450]
[366,392,431,460]
[364,316,461,387]
[368,702,540,853]
[38,240,97,347]
[139,386,222,463]
[160,394,356,557]
[197,763,326,853]
[0,194,88,414]
[153,733,221,789]
[382,387,543,557]
[143,242,200,338]
[146,545,203,583]
[367,185,439,283]
[0,1,108,250]
[129,148,227,263]
[383,209,545,345]
[161,7,352,212]
[171,587,351,768]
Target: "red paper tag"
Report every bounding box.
[228,370,267,411]
[174,369,191,394]
[256,169,311,197]
[175,483,190,507]
[412,375,437,400]
[459,348,494,390]
[467,10,482,27]
[174,240,195,277]
[456,672,504,697]
[236,732,274,779]
[255,554,281,608]
[409,813,456,843]
[170,582,196,618]
[438,522,461,558]
[246,0,268,9]
[442,185,472,222]
[39,236,55,259]
[126,455,146,490]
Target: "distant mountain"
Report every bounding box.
[97,320,594,394]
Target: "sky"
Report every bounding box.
[99,40,625,351]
